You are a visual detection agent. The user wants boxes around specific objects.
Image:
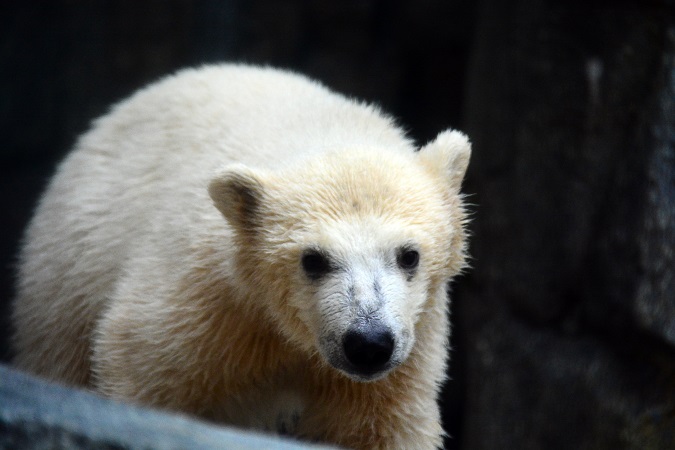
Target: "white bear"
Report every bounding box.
[12,64,471,449]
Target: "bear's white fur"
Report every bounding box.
[12,64,471,449]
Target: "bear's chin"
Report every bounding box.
[327,357,401,383]
[339,367,395,383]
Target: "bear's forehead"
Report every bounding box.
[311,216,427,249]
[272,149,440,212]
[273,173,440,225]
[261,156,452,244]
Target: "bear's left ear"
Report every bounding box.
[208,164,266,232]
[418,129,471,192]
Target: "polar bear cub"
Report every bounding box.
[12,64,471,449]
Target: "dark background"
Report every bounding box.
[1,1,673,449]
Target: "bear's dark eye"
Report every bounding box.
[397,247,420,271]
[301,249,332,279]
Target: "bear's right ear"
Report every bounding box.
[208,164,265,232]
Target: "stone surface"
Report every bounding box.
[460,0,675,448]
[0,364,334,450]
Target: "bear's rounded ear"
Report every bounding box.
[208,164,265,232]
[418,129,471,192]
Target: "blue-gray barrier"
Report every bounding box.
[0,364,337,449]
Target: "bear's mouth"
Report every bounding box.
[337,359,397,382]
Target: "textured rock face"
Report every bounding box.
[461,0,675,448]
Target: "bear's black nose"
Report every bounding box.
[342,324,395,376]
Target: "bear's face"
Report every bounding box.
[290,216,433,381]
[209,130,471,382]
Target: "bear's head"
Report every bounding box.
[208,130,471,382]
